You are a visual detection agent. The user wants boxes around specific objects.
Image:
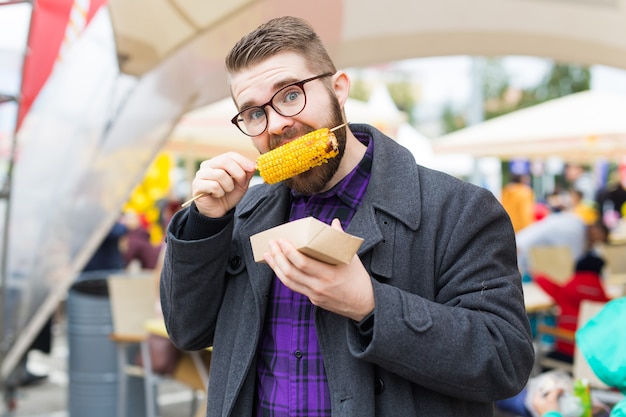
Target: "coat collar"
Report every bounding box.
[351,123,422,230]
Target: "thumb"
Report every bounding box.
[330,218,343,231]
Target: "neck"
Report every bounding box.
[321,130,367,192]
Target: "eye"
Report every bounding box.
[243,107,265,122]
[279,86,302,105]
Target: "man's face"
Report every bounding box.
[230,52,345,194]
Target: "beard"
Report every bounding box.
[269,95,346,195]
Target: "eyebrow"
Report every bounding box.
[237,76,301,111]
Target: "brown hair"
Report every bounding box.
[225,16,336,77]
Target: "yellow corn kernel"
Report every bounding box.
[257,128,339,184]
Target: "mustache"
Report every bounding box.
[269,126,313,149]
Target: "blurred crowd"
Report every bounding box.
[498,157,626,416]
[501,157,626,278]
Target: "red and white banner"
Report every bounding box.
[16,0,106,131]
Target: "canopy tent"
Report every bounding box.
[108,0,626,81]
[4,0,626,384]
[432,90,626,162]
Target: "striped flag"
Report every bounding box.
[16,0,107,131]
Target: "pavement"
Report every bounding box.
[2,314,204,417]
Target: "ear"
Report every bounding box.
[332,71,350,108]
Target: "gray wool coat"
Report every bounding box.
[161,124,535,417]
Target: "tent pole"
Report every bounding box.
[0,2,34,413]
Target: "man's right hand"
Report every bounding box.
[190,152,257,218]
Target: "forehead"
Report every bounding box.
[230,52,312,108]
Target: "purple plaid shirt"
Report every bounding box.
[254,133,373,416]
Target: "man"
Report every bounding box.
[161,16,534,416]
[596,157,626,230]
[515,210,587,280]
[564,162,596,203]
[534,252,610,362]
[501,174,535,233]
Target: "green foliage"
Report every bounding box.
[348,78,371,102]
[440,59,591,134]
[386,79,416,122]
[348,73,418,124]
[482,58,509,102]
[441,103,467,133]
[518,63,591,108]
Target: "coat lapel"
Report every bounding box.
[346,124,423,253]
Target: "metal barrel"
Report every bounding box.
[66,274,146,417]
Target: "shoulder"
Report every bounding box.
[356,123,485,198]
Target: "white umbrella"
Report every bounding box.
[432,90,626,162]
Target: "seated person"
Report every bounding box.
[531,386,564,417]
[534,252,610,363]
[516,211,587,281]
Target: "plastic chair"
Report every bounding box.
[108,274,160,417]
[108,274,208,417]
[528,245,575,285]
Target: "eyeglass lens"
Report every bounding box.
[236,83,306,136]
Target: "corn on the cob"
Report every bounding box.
[257,127,339,184]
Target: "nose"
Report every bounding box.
[265,105,294,136]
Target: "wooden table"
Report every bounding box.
[523,282,555,313]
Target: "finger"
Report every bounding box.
[200,152,256,173]
[265,239,315,290]
[276,238,314,272]
[217,152,257,189]
[195,155,255,196]
[263,240,294,283]
[330,218,343,231]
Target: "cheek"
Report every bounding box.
[300,91,334,122]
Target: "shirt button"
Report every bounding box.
[294,350,303,359]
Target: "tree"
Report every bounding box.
[348,77,370,102]
[386,78,416,123]
[439,59,591,134]
[518,63,591,108]
[441,103,467,133]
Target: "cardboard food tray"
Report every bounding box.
[250,217,364,265]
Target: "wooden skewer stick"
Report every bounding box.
[330,122,349,132]
[181,192,209,208]
[180,122,350,208]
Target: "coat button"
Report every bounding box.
[374,377,385,395]
[294,350,303,359]
[229,255,241,269]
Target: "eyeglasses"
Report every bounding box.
[231,72,333,137]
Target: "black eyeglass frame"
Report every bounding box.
[230,72,334,137]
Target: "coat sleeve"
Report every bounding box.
[160,207,234,351]
[348,183,535,402]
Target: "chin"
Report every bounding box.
[286,157,340,194]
